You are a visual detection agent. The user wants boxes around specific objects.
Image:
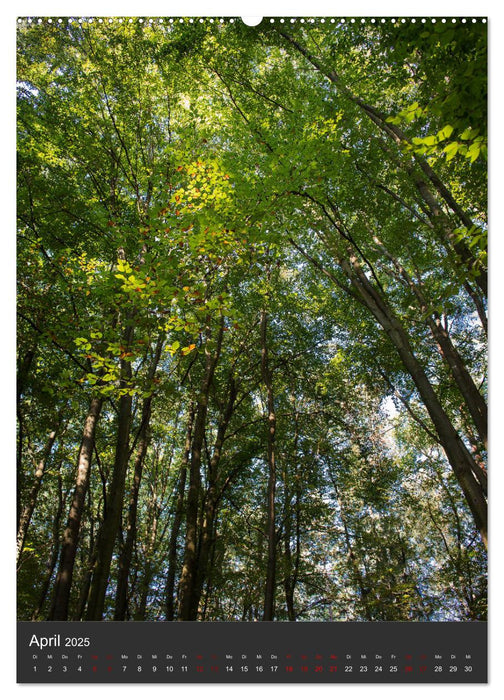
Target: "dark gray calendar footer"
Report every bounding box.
[17,620,487,683]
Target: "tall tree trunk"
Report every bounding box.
[412,176,488,304]
[291,224,487,545]
[164,403,195,620]
[375,238,487,447]
[192,376,237,618]
[74,550,96,621]
[134,501,159,620]
[332,481,373,620]
[426,315,487,449]
[283,484,296,621]
[201,527,219,621]
[86,346,133,620]
[284,409,301,621]
[178,318,224,620]
[177,411,205,620]
[114,336,164,620]
[49,397,103,620]
[16,347,37,522]
[31,469,64,620]
[261,309,277,620]
[113,399,151,620]
[339,252,487,545]
[17,424,59,565]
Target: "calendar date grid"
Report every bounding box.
[28,648,476,678]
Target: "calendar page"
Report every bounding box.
[16,6,488,685]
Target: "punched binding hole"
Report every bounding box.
[241,17,263,26]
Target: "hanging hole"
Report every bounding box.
[241,17,263,26]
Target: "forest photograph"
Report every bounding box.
[16,16,487,623]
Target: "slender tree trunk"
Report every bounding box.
[17,425,59,565]
[192,376,237,618]
[339,253,487,545]
[49,397,103,620]
[426,315,487,449]
[178,318,224,620]
[201,528,219,621]
[114,336,164,620]
[375,239,487,447]
[17,347,37,523]
[31,469,64,620]
[291,223,487,544]
[134,565,153,621]
[165,404,195,620]
[86,347,133,620]
[261,309,277,620]
[134,503,159,620]
[412,175,486,288]
[284,409,301,621]
[113,399,151,620]
[283,484,296,621]
[331,477,373,620]
[74,556,95,621]
[177,408,205,620]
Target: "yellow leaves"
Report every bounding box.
[166,339,197,357]
[437,124,454,141]
[169,159,233,217]
[443,142,459,161]
[181,343,196,356]
[442,134,486,163]
[167,340,180,356]
[116,258,132,275]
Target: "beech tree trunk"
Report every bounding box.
[164,404,195,620]
[86,348,133,620]
[292,210,487,545]
[17,425,59,565]
[375,240,487,448]
[134,500,159,620]
[192,376,237,618]
[178,318,224,620]
[426,315,487,449]
[339,253,487,546]
[113,398,151,620]
[261,308,277,620]
[283,410,301,621]
[31,470,63,620]
[17,347,37,524]
[49,397,103,620]
[335,483,373,620]
[114,336,164,620]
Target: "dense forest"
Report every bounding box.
[16,17,487,622]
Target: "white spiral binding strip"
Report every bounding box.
[17,17,487,25]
